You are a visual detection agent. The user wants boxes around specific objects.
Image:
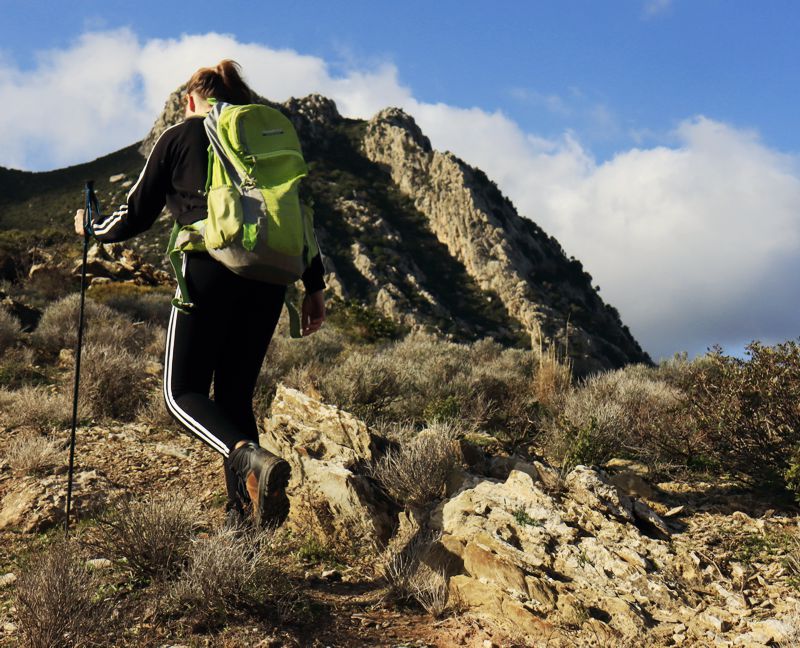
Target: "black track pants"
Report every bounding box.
[162,252,286,503]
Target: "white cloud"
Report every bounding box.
[2,29,799,360]
[643,0,672,18]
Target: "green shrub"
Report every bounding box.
[684,341,800,490]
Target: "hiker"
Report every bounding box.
[74,60,326,529]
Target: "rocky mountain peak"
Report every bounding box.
[370,108,432,153]
[135,87,650,371]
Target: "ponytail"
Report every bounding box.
[185,59,253,105]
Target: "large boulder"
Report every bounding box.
[429,467,688,640]
[260,385,396,545]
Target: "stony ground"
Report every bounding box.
[0,422,519,648]
[1,413,800,647]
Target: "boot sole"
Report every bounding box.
[256,459,291,529]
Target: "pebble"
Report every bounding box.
[0,573,17,588]
[86,558,112,570]
[321,568,341,581]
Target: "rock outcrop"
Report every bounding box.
[0,470,117,532]
[258,385,800,646]
[361,107,649,372]
[260,385,396,545]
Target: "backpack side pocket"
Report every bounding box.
[206,185,243,249]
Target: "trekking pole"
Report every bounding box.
[64,180,97,536]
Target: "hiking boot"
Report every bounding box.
[223,498,253,534]
[227,442,291,529]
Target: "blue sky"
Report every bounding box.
[1,1,798,360]
[4,0,798,160]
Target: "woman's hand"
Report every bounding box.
[301,290,325,336]
[74,209,86,236]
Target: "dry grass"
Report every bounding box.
[0,385,72,431]
[32,293,156,356]
[380,528,451,616]
[542,365,689,471]
[408,563,450,618]
[135,384,177,431]
[532,335,573,408]
[15,540,109,648]
[78,343,152,420]
[0,307,21,352]
[5,431,61,475]
[90,493,203,581]
[168,527,304,629]
[370,422,461,507]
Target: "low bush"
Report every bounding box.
[0,386,72,431]
[0,347,50,389]
[0,307,21,351]
[542,364,690,472]
[370,422,461,507]
[87,282,173,324]
[5,432,61,476]
[78,343,152,420]
[169,528,301,629]
[15,540,109,648]
[91,493,202,581]
[32,293,153,356]
[318,350,404,422]
[684,341,800,492]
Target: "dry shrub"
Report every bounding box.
[533,340,573,407]
[370,422,461,507]
[15,540,109,648]
[5,432,61,475]
[135,384,177,431]
[33,293,153,355]
[91,493,202,581]
[543,364,689,472]
[260,326,346,387]
[380,528,450,616]
[0,306,21,351]
[318,350,404,421]
[0,347,49,389]
[317,331,538,441]
[0,386,72,431]
[78,343,152,420]
[169,527,303,629]
[88,283,173,324]
[409,563,449,618]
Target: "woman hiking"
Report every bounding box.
[74,60,326,529]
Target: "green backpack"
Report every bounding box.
[166,100,320,336]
